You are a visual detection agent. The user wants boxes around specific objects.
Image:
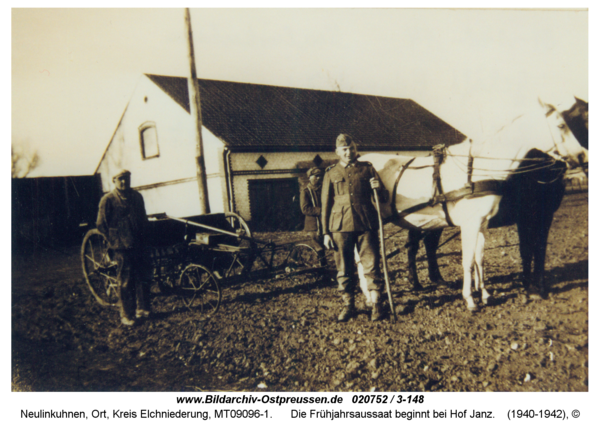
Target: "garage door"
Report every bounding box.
[248,178,303,232]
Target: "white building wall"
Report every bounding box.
[97,75,226,218]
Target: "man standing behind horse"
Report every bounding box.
[96,169,151,326]
[321,134,388,322]
[300,167,326,266]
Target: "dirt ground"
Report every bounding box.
[11,193,588,392]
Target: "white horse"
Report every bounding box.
[356,99,588,311]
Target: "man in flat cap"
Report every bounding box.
[96,170,151,326]
[300,167,326,265]
[321,134,388,322]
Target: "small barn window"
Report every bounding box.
[139,122,159,159]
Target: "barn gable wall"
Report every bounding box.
[96,74,465,228]
[97,75,227,218]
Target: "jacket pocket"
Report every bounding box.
[329,208,344,232]
[334,178,345,195]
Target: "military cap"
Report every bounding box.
[335,133,355,148]
[306,167,323,178]
[113,169,131,180]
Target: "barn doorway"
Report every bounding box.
[248,178,303,232]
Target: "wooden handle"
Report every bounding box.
[373,191,397,321]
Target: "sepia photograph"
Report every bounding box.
[11,6,589,397]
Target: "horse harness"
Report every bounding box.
[392,144,505,227]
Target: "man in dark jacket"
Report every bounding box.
[300,167,325,265]
[321,134,387,322]
[96,170,150,326]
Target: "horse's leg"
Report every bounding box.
[516,220,534,292]
[424,229,445,286]
[531,215,553,298]
[406,229,423,291]
[474,229,491,305]
[356,247,372,306]
[460,225,479,311]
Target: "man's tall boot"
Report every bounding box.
[338,292,355,322]
[370,290,383,322]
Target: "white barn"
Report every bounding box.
[96,74,464,231]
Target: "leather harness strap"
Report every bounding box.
[393,144,505,224]
[391,157,416,209]
[388,157,422,230]
[431,144,455,226]
[398,180,505,218]
[431,179,505,204]
[467,145,474,186]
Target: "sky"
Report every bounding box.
[11,7,589,177]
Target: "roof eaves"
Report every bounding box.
[95,100,130,175]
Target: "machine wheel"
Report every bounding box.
[222,253,248,278]
[223,212,252,239]
[178,264,221,319]
[81,229,119,306]
[217,212,253,278]
[286,243,322,271]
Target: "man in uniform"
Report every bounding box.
[300,167,325,266]
[96,170,151,326]
[321,134,387,322]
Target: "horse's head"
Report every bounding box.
[562,96,589,150]
[539,98,588,175]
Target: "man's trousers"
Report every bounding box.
[114,249,151,319]
[331,230,383,294]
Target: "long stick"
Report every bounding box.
[184,8,210,214]
[373,190,397,321]
[150,213,272,245]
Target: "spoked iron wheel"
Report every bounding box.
[177,264,221,319]
[222,252,250,279]
[223,212,252,240]
[218,212,254,279]
[286,243,322,272]
[81,228,119,306]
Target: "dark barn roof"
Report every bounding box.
[146,74,465,152]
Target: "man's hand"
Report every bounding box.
[370,177,381,190]
[323,234,336,250]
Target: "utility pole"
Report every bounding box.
[185,8,210,214]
